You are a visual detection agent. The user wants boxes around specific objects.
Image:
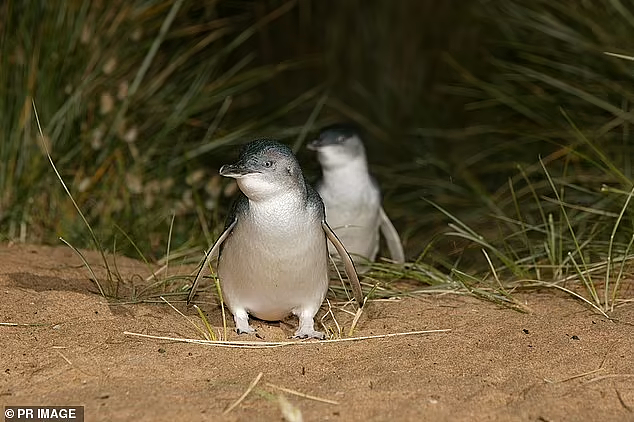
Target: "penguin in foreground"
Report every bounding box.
[187,139,363,339]
[308,124,405,270]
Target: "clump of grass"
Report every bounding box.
[433,151,634,315]
[35,95,195,302]
[4,0,313,255]
[424,0,634,313]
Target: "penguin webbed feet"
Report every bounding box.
[293,327,326,340]
[292,309,325,340]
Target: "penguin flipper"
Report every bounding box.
[322,220,364,307]
[187,217,237,304]
[379,207,405,264]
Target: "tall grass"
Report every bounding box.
[2,1,633,310]
[424,0,634,311]
[1,0,310,255]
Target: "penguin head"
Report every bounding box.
[220,139,304,201]
[308,123,366,169]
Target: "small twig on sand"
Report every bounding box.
[347,298,366,336]
[1,322,49,327]
[266,382,339,405]
[544,367,605,384]
[585,374,634,384]
[223,372,263,415]
[55,350,73,365]
[123,329,451,349]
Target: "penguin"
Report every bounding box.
[187,139,363,339]
[308,124,405,270]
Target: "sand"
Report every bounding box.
[1,243,633,421]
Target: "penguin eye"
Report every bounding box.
[263,160,273,168]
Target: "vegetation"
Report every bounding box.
[3,0,633,312]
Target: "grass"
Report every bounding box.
[428,0,634,313]
[3,0,313,254]
[432,153,634,317]
[4,1,634,319]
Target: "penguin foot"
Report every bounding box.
[293,327,326,340]
[293,309,324,339]
[233,310,256,335]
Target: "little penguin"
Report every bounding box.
[187,139,363,339]
[308,124,405,269]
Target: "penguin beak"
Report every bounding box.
[219,162,260,178]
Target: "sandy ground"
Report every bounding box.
[1,243,633,422]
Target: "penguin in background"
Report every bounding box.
[308,124,405,271]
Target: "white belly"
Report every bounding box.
[218,213,329,321]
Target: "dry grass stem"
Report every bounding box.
[145,264,168,282]
[585,374,634,384]
[266,382,339,405]
[347,302,365,336]
[615,387,633,413]
[55,350,73,366]
[320,299,342,339]
[193,304,217,341]
[123,329,451,348]
[159,296,209,340]
[0,322,48,327]
[223,372,264,415]
[544,367,605,384]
